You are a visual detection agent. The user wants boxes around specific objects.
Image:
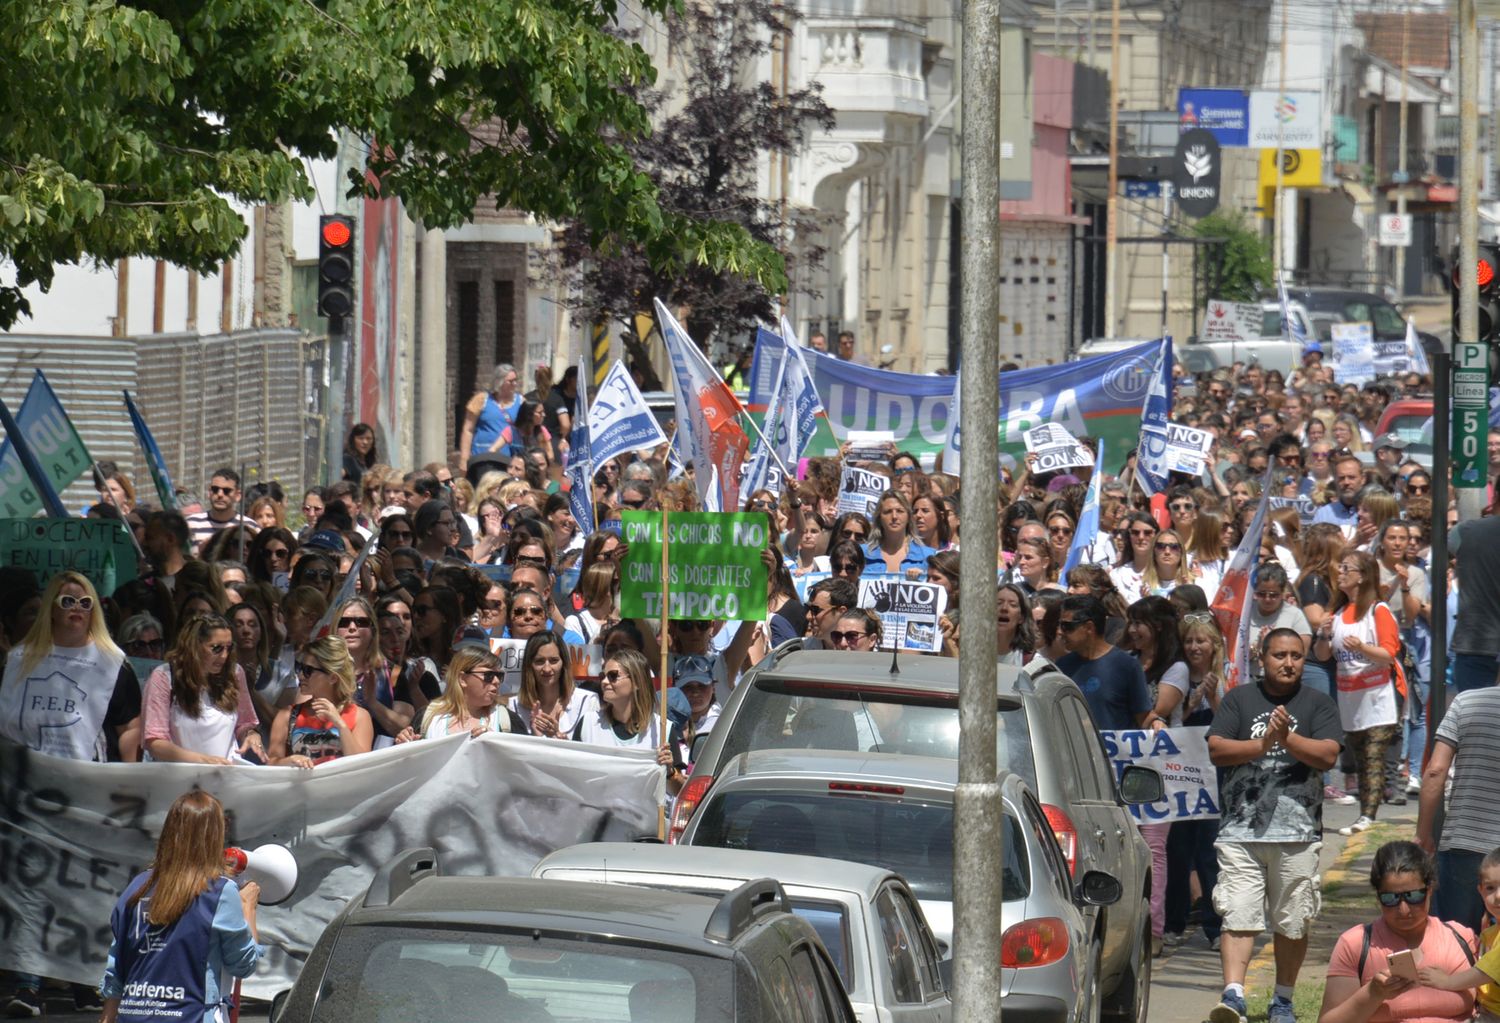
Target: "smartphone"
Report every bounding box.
[1388,948,1422,980]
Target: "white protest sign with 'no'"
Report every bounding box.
[1163,423,1214,475]
[1024,424,1094,474]
[857,576,949,652]
[1100,727,1220,822]
[1331,322,1376,384]
[838,465,889,518]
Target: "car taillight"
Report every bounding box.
[829,781,906,796]
[668,775,713,844]
[1041,804,1078,876]
[1001,917,1071,967]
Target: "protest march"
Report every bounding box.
[0,299,1491,1023]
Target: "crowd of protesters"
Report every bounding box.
[3,348,1500,1022]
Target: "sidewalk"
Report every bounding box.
[1148,798,1419,1023]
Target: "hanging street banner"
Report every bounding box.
[1101,727,1221,822]
[1247,90,1323,149]
[1,518,138,593]
[619,511,768,620]
[1172,128,1222,218]
[750,338,1166,471]
[858,576,948,653]
[1177,88,1250,146]
[0,370,94,519]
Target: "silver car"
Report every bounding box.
[533,842,953,1023]
[674,752,1124,1023]
[674,649,1163,1023]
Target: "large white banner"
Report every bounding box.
[1100,726,1220,822]
[0,734,664,997]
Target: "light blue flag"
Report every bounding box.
[741,330,789,497]
[566,356,595,533]
[1062,440,1105,579]
[1134,338,1174,496]
[124,390,178,510]
[0,396,69,518]
[1278,275,1309,347]
[588,360,669,465]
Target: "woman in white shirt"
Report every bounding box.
[574,648,682,794]
[142,613,262,764]
[1111,512,1159,604]
[509,630,599,738]
[399,645,528,739]
[563,562,617,644]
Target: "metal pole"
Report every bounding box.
[1273,0,1288,280]
[1104,0,1120,339]
[1459,0,1485,521]
[419,226,448,465]
[1161,185,1172,338]
[956,0,1003,1020]
[1427,350,1451,750]
[1394,3,1410,297]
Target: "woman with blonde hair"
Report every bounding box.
[1331,413,1367,453]
[1144,528,1193,596]
[247,496,285,531]
[1356,490,1400,550]
[574,647,660,750]
[268,635,373,767]
[359,464,394,519]
[398,644,528,738]
[142,613,261,764]
[0,570,141,763]
[333,595,414,743]
[1184,509,1230,597]
[101,791,261,1023]
[563,562,618,644]
[510,630,598,738]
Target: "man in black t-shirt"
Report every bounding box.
[1206,629,1342,1023]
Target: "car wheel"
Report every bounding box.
[1102,916,1151,1023]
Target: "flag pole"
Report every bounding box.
[657,507,671,841]
[237,462,248,563]
[737,409,796,483]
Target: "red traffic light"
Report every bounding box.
[321,219,352,248]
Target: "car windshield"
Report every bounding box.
[716,679,1037,788]
[311,927,731,1023]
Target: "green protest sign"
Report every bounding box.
[619,511,768,620]
[0,518,138,594]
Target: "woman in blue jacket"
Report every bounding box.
[101,791,262,1023]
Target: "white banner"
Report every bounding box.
[0,734,664,996]
[858,576,948,652]
[1200,299,1265,342]
[1163,423,1214,475]
[837,465,889,518]
[1248,90,1323,149]
[1024,423,1094,473]
[1332,322,1376,384]
[1100,727,1220,822]
[588,360,670,464]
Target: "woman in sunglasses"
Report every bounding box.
[574,647,665,750]
[268,635,373,768]
[1111,511,1160,605]
[1144,528,1193,597]
[376,595,442,718]
[334,596,414,745]
[290,552,338,603]
[829,512,872,547]
[827,539,866,584]
[245,526,298,588]
[1318,841,1476,1023]
[410,585,464,674]
[395,645,529,740]
[142,613,262,764]
[0,571,143,764]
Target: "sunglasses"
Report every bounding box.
[750,499,778,510]
[603,669,629,682]
[1169,503,1196,512]
[1058,618,1089,632]
[413,604,437,615]
[338,616,373,630]
[839,528,867,539]
[833,562,861,573]
[1048,525,1073,536]
[479,600,506,612]
[465,670,503,686]
[210,485,236,496]
[1155,542,1182,552]
[56,594,94,611]
[676,621,712,633]
[512,606,545,618]
[1183,611,1216,625]
[265,547,291,560]
[1376,888,1428,907]
[205,643,230,655]
[1407,484,1430,495]
[127,638,165,653]
[294,661,324,679]
[830,630,869,645]
[302,504,323,515]
[301,569,334,583]
[621,498,647,509]
[1128,528,1157,538]
[807,603,835,616]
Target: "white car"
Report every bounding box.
[534,842,953,1023]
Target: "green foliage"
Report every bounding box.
[1191,209,1274,302]
[0,0,788,328]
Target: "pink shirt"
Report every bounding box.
[1327,917,1477,1023]
[143,664,258,754]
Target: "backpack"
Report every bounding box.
[1356,921,1475,980]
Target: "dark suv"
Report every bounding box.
[271,848,856,1023]
[673,644,1163,1023]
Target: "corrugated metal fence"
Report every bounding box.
[0,329,326,511]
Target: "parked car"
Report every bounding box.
[674,647,1163,1023]
[534,842,958,1023]
[1260,287,1443,358]
[1177,338,1303,376]
[269,848,855,1023]
[670,758,1122,1023]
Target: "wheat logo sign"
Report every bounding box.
[1172,128,1221,218]
[1185,146,1212,182]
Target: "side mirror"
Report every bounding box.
[270,989,291,1023]
[938,957,954,993]
[690,733,709,763]
[1118,764,1164,805]
[1075,870,1123,907]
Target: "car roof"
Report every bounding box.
[534,842,903,901]
[751,648,1029,707]
[351,876,734,954]
[716,747,962,788]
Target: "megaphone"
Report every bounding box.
[224,844,299,906]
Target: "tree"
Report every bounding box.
[0,0,788,329]
[543,0,835,379]
[1191,209,1274,303]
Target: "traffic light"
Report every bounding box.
[1450,241,1500,342]
[317,214,355,323]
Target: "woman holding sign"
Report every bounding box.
[862,491,935,577]
[573,649,683,793]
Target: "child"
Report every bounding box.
[1419,848,1500,1021]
